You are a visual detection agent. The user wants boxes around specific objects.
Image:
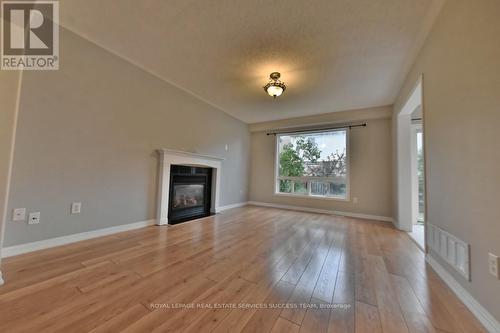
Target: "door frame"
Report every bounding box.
[395,75,428,252]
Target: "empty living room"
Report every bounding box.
[1,0,499,332]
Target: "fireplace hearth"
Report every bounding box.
[168,165,212,224]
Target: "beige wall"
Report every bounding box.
[249,107,393,218]
[3,27,250,247]
[0,71,21,263]
[394,0,500,321]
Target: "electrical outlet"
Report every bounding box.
[225,144,229,151]
[12,208,26,221]
[488,253,499,279]
[71,202,82,214]
[353,197,359,204]
[28,212,40,225]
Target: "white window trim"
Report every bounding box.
[274,128,351,202]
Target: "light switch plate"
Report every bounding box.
[28,212,41,225]
[12,208,26,221]
[71,202,82,214]
[488,253,499,279]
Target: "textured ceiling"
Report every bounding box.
[59,0,443,123]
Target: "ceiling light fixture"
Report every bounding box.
[264,72,286,98]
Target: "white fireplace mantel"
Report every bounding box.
[157,149,224,225]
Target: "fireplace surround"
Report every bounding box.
[157,149,223,225]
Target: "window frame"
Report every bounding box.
[274,128,351,202]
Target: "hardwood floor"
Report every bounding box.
[0,206,487,333]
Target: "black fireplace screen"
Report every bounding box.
[172,184,204,209]
[168,165,212,224]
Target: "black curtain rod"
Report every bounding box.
[266,123,367,136]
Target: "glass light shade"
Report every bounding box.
[263,72,286,98]
[266,85,284,97]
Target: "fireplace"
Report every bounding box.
[168,165,212,224]
[157,149,223,225]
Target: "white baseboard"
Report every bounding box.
[247,201,394,223]
[426,255,500,333]
[1,219,156,258]
[217,202,248,212]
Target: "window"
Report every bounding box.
[275,129,349,200]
